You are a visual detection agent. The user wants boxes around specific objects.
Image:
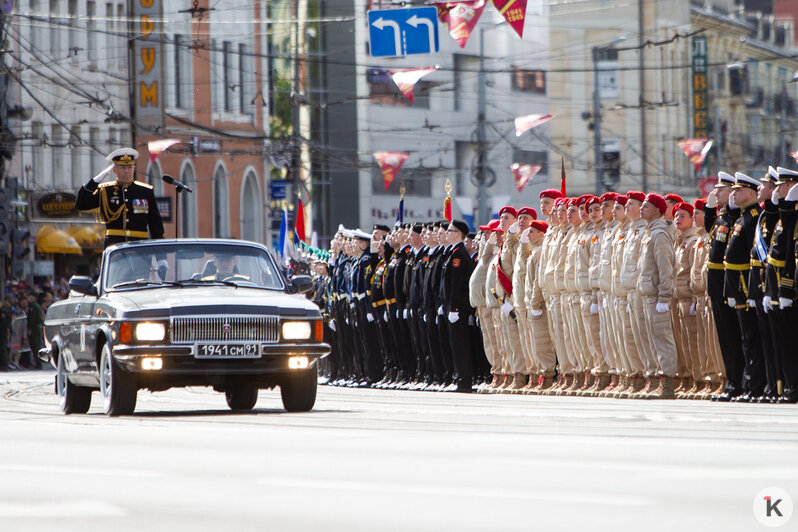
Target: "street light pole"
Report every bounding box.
[476,26,489,226]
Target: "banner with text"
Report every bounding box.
[374,151,410,190]
[133,0,162,129]
[436,1,486,49]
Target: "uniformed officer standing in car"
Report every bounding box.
[76,148,165,248]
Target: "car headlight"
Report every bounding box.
[282,321,311,340]
[135,322,166,342]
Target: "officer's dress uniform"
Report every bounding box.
[441,238,476,391]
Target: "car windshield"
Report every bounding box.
[103,243,284,291]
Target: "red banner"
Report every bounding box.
[514,113,554,137]
[147,138,181,164]
[390,67,438,103]
[677,138,713,171]
[436,1,486,49]
[697,177,717,197]
[374,151,410,190]
[510,163,541,193]
[295,198,306,244]
[491,0,527,38]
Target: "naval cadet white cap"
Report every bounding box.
[105,147,139,165]
[762,165,779,184]
[775,166,798,185]
[733,172,760,191]
[715,171,735,187]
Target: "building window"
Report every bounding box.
[31,121,43,188]
[70,125,81,188]
[600,139,621,189]
[371,167,432,196]
[105,2,113,70]
[49,0,59,56]
[89,127,100,179]
[180,164,197,238]
[30,0,40,48]
[213,165,229,238]
[454,54,478,112]
[68,0,78,64]
[223,41,235,113]
[511,68,545,94]
[146,161,163,196]
[174,34,192,109]
[240,171,262,242]
[51,125,65,189]
[87,1,97,69]
[239,43,255,117]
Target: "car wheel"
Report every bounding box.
[225,382,258,411]
[99,343,137,416]
[280,364,317,412]
[56,352,91,415]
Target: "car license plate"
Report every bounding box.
[194,343,261,359]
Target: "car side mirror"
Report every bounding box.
[69,276,98,296]
[290,275,313,294]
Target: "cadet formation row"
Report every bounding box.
[310,166,798,402]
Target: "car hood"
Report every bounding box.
[104,286,320,319]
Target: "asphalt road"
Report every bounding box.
[1,369,796,531]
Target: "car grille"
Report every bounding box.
[171,316,279,343]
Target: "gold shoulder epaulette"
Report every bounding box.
[98,181,117,188]
[134,180,154,189]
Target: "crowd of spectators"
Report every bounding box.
[0,277,69,372]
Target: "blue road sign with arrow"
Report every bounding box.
[368,7,439,57]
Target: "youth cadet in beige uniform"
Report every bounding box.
[470,220,500,391]
[511,207,538,388]
[523,220,554,392]
[484,227,509,390]
[541,198,568,391]
[494,206,525,390]
[554,199,582,393]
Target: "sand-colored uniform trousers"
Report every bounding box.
[553,225,579,373]
[596,221,620,374]
[563,225,587,373]
[470,240,499,375]
[588,221,611,373]
[690,230,723,379]
[576,221,600,373]
[636,218,678,378]
[495,235,525,375]
[485,251,509,374]
[673,226,701,381]
[512,236,534,374]
[526,236,556,373]
[620,219,656,376]
[611,219,641,376]
[540,225,564,370]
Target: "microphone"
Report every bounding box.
[162,174,192,193]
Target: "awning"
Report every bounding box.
[66,225,104,251]
[36,225,82,255]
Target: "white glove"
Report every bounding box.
[437,305,444,316]
[508,222,519,235]
[422,314,427,323]
[703,306,709,317]
[409,309,414,318]
[531,309,543,317]
[501,301,514,315]
[383,312,388,322]
[520,229,530,244]
[487,232,497,245]
[602,298,608,309]
[403,309,408,319]
[468,315,475,326]
[780,297,793,309]
[366,313,374,322]
[689,303,696,316]
[448,311,459,323]
[746,299,756,309]
[786,183,798,202]
[772,189,780,205]
[655,302,669,313]
[706,189,718,208]
[626,303,630,313]
[727,297,736,308]
[727,194,736,209]
[344,316,349,325]
[590,303,599,315]
[329,319,336,331]
[92,164,115,183]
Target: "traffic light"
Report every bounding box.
[11,228,30,259]
[0,188,9,253]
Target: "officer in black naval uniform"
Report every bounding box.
[705,172,744,401]
[748,167,781,402]
[764,167,798,403]
[75,148,165,248]
[724,173,766,402]
[441,220,477,392]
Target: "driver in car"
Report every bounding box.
[201,252,248,281]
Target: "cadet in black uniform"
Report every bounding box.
[75,148,165,248]
[705,172,743,401]
[724,173,766,401]
[441,220,477,392]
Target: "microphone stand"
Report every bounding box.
[175,187,183,239]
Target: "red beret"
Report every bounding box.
[672,202,694,217]
[479,219,501,231]
[529,220,549,233]
[498,206,518,218]
[540,189,563,200]
[665,193,684,203]
[567,198,578,207]
[626,190,645,203]
[694,198,707,210]
[518,207,538,219]
[585,196,600,211]
[614,194,628,205]
[553,197,566,207]
[599,192,618,203]
[576,194,593,206]
[644,193,667,215]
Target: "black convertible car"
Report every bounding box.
[40,239,330,416]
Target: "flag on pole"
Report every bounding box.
[278,205,289,263]
[560,157,567,197]
[510,163,542,193]
[677,138,713,171]
[374,151,410,190]
[436,1,486,49]
[390,67,439,103]
[514,113,555,137]
[491,0,528,38]
[444,178,453,222]
[396,182,406,224]
[295,198,306,244]
[147,138,181,164]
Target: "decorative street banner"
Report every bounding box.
[697,177,718,197]
[147,138,181,163]
[390,67,438,103]
[133,0,162,128]
[374,151,410,190]
[491,0,527,38]
[691,35,709,138]
[514,112,555,137]
[436,1,486,49]
[677,138,713,171]
[510,163,541,193]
